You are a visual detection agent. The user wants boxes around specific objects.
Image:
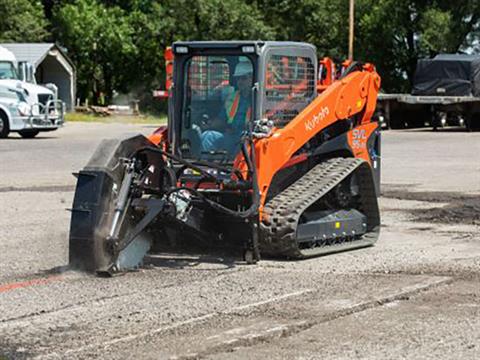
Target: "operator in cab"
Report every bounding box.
[201,59,253,157]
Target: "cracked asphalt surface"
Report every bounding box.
[0,124,479,359]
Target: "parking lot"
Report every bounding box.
[0,123,479,359]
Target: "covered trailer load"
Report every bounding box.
[413,54,480,97]
[378,54,480,131]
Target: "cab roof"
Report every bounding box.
[0,45,16,64]
[173,41,316,54]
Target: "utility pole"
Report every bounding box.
[348,0,355,60]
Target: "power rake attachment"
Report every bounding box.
[69,134,262,275]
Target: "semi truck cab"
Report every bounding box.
[0,45,64,138]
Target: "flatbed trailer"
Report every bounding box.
[377,93,480,131]
[377,53,480,131]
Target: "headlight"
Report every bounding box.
[17,102,31,116]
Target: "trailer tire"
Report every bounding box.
[0,111,10,138]
[19,130,40,138]
[466,114,480,132]
[390,113,406,129]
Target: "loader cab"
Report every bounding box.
[170,41,317,162]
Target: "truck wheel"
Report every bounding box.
[0,111,10,138]
[19,130,40,138]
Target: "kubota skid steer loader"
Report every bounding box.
[69,41,381,275]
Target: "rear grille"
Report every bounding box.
[38,93,53,106]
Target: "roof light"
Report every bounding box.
[242,46,255,53]
[175,46,189,54]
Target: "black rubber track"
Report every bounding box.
[260,157,380,258]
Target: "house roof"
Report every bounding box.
[0,43,74,69]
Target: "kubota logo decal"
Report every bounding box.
[305,107,329,131]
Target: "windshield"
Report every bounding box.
[0,61,18,80]
[180,55,254,162]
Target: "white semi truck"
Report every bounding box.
[0,45,64,138]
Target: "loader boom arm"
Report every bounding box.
[246,66,381,212]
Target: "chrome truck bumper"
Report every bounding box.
[20,100,65,131]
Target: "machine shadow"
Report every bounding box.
[39,265,70,275]
[144,252,238,270]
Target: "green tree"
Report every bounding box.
[134,0,274,111]
[128,0,274,82]
[419,8,453,54]
[254,0,346,59]
[182,0,274,40]
[53,0,274,107]
[0,0,49,42]
[49,0,480,104]
[256,0,480,91]
[53,0,136,103]
[437,0,480,53]
[356,0,480,91]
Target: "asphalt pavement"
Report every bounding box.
[0,123,479,359]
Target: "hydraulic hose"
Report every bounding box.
[134,146,244,181]
[163,140,260,219]
[339,61,364,79]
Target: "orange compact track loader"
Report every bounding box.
[69,41,381,274]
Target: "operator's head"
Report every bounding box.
[233,60,253,96]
